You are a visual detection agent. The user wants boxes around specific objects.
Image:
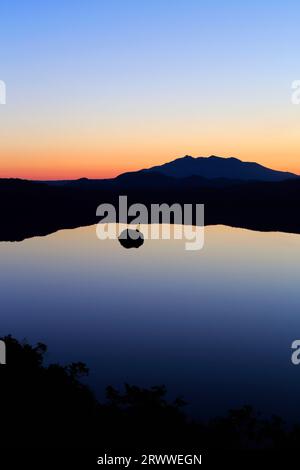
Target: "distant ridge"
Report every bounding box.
[39,155,298,187]
[2,162,300,241]
[141,155,298,182]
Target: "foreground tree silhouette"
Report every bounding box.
[0,335,297,450]
[0,336,188,449]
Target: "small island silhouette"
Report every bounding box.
[118,227,144,249]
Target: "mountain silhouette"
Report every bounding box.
[44,155,299,189]
[1,155,300,241]
[113,170,244,189]
[141,155,298,182]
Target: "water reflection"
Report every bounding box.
[0,224,300,421]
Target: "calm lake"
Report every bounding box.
[1,224,300,422]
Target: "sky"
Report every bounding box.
[0,0,299,179]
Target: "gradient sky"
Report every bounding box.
[0,0,299,179]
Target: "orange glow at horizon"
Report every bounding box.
[1,151,300,180]
[1,144,300,180]
[1,0,300,181]
[1,112,300,180]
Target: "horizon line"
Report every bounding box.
[0,154,299,181]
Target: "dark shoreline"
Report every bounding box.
[1,177,300,241]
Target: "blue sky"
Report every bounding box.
[0,0,299,178]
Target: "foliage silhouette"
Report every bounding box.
[0,335,298,450]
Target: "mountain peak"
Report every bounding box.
[207,155,240,162]
[143,155,298,182]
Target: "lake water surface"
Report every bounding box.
[1,224,300,422]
